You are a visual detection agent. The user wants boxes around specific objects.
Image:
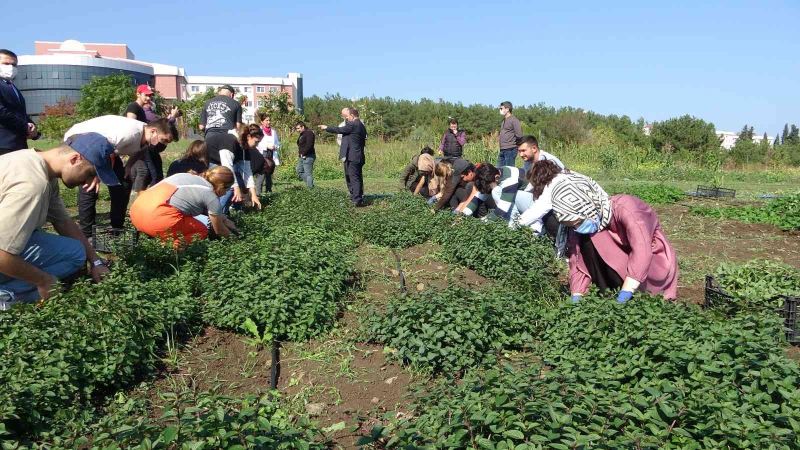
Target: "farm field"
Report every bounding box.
[2,140,800,449]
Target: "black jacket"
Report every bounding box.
[297,128,316,157]
[326,119,367,164]
[0,79,34,152]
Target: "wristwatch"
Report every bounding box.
[92,259,106,268]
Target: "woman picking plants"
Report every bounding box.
[130,166,239,248]
[528,160,678,303]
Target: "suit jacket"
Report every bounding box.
[0,79,32,151]
[326,119,367,164]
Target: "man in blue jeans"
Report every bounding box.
[498,101,522,167]
[295,121,316,188]
[0,133,115,308]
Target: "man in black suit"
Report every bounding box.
[0,49,39,156]
[320,107,368,206]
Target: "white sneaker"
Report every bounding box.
[0,289,15,311]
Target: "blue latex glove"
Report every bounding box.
[570,294,582,303]
[616,290,633,303]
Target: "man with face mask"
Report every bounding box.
[64,115,174,237]
[0,49,39,156]
[0,133,115,308]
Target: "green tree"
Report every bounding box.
[256,91,304,137]
[782,123,789,145]
[788,124,800,145]
[37,98,79,139]
[650,115,721,163]
[176,88,216,132]
[75,73,136,120]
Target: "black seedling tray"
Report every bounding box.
[695,185,736,198]
[92,225,139,253]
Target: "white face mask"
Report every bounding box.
[0,64,17,80]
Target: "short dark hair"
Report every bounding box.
[474,163,501,194]
[420,146,434,156]
[295,121,306,129]
[0,49,18,61]
[500,101,513,112]
[349,108,360,118]
[147,118,172,135]
[448,118,458,125]
[219,84,235,94]
[258,112,270,122]
[517,135,539,147]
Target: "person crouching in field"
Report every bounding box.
[433,158,476,212]
[401,146,436,197]
[464,163,541,226]
[529,160,678,303]
[231,124,263,210]
[167,140,209,177]
[130,166,239,248]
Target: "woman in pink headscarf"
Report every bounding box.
[528,160,678,303]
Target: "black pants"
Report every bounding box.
[344,160,364,204]
[577,234,623,292]
[77,154,128,238]
[543,211,560,240]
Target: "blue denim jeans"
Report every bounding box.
[0,230,86,302]
[498,147,518,168]
[296,155,315,188]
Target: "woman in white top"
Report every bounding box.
[254,113,280,194]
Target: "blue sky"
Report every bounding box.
[2,0,797,134]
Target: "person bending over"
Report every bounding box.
[401,146,436,197]
[0,133,115,306]
[433,158,476,212]
[130,166,239,248]
[528,160,678,303]
[167,140,209,176]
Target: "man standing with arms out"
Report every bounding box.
[498,101,522,168]
[517,135,564,174]
[320,108,367,206]
[199,85,243,211]
[64,115,174,237]
[295,121,316,188]
[0,49,39,156]
[439,118,466,159]
[0,133,114,308]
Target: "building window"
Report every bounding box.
[244,87,250,92]
[246,101,253,107]
[269,86,278,93]
[51,71,59,79]
[256,86,265,93]
[191,85,199,92]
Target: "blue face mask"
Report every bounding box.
[574,218,599,234]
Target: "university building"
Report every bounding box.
[15,40,302,122]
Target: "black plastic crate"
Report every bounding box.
[92,225,139,253]
[695,185,736,198]
[704,275,800,344]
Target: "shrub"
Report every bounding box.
[37,99,78,140]
[202,224,356,342]
[612,183,685,205]
[363,288,545,376]
[358,192,452,248]
[433,217,562,302]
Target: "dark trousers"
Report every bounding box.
[578,234,623,292]
[344,160,364,204]
[77,154,128,238]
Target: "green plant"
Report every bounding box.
[358,192,453,248]
[711,259,800,312]
[611,183,685,205]
[363,288,545,376]
[433,216,562,301]
[691,193,800,231]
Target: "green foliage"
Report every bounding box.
[37,99,78,139]
[358,192,453,248]
[12,390,326,449]
[712,259,800,311]
[611,183,685,205]
[434,216,561,301]
[692,192,800,231]
[650,114,721,163]
[176,88,216,132]
[363,288,544,375]
[256,91,304,137]
[75,73,136,120]
[255,187,357,235]
[0,267,201,439]
[386,296,800,448]
[202,224,355,342]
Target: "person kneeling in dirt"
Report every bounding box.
[529,160,678,303]
[400,146,436,197]
[0,133,115,307]
[433,158,476,212]
[129,166,239,248]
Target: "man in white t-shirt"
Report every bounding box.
[64,115,174,237]
[0,133,117,308]
[517,135,565,174]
